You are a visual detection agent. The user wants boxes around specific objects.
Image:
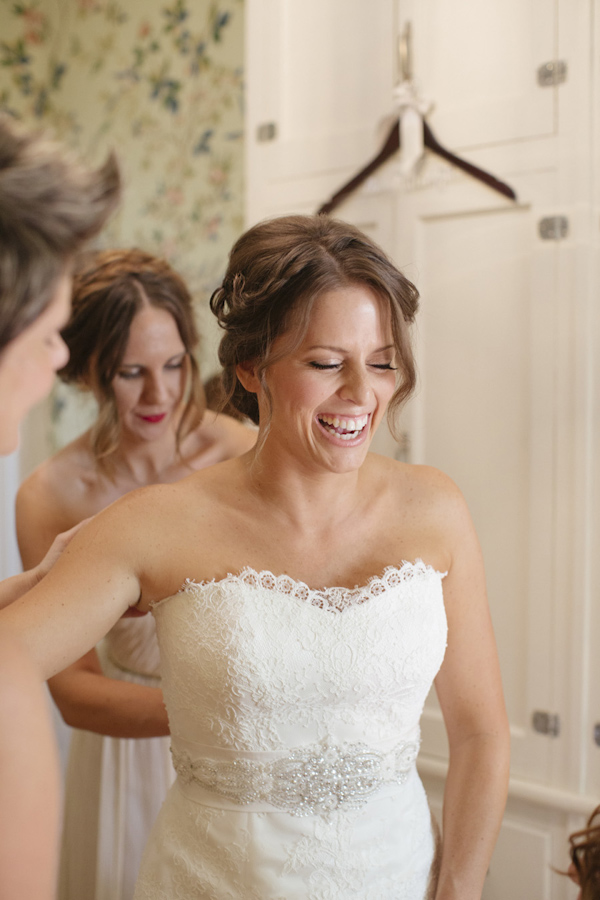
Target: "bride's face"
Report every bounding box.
[255,285,397,473]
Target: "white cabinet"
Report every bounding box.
[245,0,599,895]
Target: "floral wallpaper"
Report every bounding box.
[0,0,244,447]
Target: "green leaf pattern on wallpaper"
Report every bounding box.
[0,0,244,446]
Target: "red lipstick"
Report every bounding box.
[140,413,167,424]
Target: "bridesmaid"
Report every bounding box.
[0,113,119,900]
[16,248,256,900]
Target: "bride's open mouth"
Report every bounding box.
[317,414,369,441]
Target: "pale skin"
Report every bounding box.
[3,285,510,900]
[0,271,83,611]
[0,268,77,900]
[0,632,60,900]
[17,300,256,738]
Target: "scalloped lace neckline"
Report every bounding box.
[179,559,445,614]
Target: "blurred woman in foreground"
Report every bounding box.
[567,806,600,900]
[0,112,119,900]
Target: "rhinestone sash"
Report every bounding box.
[171,739,420,817]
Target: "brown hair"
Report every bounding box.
[569,805,600,899]
[0,114,120,354]
[203,372,246,422]
[210,215,419,432]
[210,215,419,430]
[60,249,204,462]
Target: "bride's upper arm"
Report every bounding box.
[427,474,508,745]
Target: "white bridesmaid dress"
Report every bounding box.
[58,614,175,900]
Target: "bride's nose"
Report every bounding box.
[338,366,372,406]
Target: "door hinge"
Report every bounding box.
[538,216,569,241]
[594,724,600,747]
[532,711,561,737]
[537,60,567,87]
[256,122,277,142]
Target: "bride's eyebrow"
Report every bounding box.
[305,344,395,352]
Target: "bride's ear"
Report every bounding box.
[236,360,260,394]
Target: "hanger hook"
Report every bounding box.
[398,22,413,83]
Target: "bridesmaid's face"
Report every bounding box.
[112,304,188,444]
[255,284,397,473]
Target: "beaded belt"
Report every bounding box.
[171,739,419,817]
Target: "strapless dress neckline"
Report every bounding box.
[153,558,447,615]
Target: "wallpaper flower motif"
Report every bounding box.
[0,0,244,447]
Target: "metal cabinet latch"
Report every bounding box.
[537,60,567,87]
[532,711,561,737]
[538,216,569,241]
[257,122,277,142]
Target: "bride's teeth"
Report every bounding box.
[318,413,369,438]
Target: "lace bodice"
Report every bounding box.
[152,560,447,753]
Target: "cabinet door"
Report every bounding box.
[398,0,557,147]
[246,0,395,223]
[395,175,561,787]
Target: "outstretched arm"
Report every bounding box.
[2,493,147,679]
[432,479,510,900]
[0,521,84,610]
[17,480,169,737]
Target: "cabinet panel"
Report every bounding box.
[398,0,557,148]
[246,0,395,222]
[403,190,558,783]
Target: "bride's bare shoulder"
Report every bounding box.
[368,454,471,528]
[370,453,461,497]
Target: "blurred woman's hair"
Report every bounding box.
[61,249,204,462]
[569,805,600,900]
[210,214,419,435]
[0,114,120,354]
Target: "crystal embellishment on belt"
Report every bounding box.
[171,740,420,817]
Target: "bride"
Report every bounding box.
[2,214,510,900]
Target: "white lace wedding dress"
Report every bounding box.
[134,560,447,900]
[58,615,175,900]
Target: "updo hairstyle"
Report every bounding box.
[210,215,419,433]
[60,248,204,462]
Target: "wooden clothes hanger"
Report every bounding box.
[317,116,517,216]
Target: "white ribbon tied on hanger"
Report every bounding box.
[393,83,431,176]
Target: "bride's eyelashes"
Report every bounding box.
[308,361,398,371]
